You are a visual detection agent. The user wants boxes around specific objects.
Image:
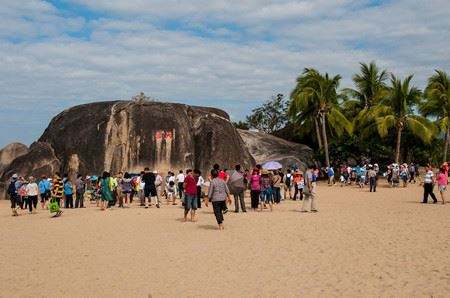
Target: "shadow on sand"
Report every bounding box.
[198,224,218,230]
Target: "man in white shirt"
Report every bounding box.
[26,176,39,214]
[154,170,163,208]
[176,170,185,201]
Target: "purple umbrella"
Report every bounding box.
[262,161,283,170]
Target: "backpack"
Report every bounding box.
[7,181,16,196]
[285,175,292,187]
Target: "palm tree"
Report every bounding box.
[345,62,389,109]
[289,68,352,167]
[363,74,434,163]
[421,70,450,161]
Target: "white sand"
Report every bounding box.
[1,181,449,297]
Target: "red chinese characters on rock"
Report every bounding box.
[154,130,174,141]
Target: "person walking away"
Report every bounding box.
[249,169,261,211]
[176,170,185,203]
[271,170,282,204]
[206,169,231,230]
[38,175,51,209]
[194,169,204,208]
[51,173,64,217]
[7,174,20,216]
[75,174,86,208]
[301,165,318,212]
[292,170,301,200]
[63,174,74,208]
[100,172,114,210]
[400,164,409,187]
[142,168,157,208]
[260,170,273,212]
[283,169,293,199]
[228,164,246,213]
[154,170,163,208]
[368,166,377,192]
[120,172,132,208]
[327,166,335,186]
[437,166,447,204]
[18,178,27,210]
[422,166,438,204]
[183,169,198,222]
[409,163,416,183]
[26,176,39,214]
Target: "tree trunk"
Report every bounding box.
[395,125,402,164]
[314,117,323,149]
[320,114,330,168]
[444,126,449,162]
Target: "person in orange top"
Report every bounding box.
[292,170,302,200]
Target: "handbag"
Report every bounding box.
[49,198,60,213]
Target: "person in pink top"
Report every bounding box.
[437,166,447,204]
[249,169,261,211]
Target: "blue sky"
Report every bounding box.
[0,0,449,147]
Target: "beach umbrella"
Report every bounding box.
[262,161,283,170]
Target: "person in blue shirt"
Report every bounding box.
[326,166,335,186]
[63,174,74,208]
[38,175,51,209]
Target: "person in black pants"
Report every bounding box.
[194,169,203,208]
[422,167,438,203]
[207,170,231,230]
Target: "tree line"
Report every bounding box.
[235,62,450,167]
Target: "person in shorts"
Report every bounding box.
[437,166,447,204]
[183,169,198,222]
[38,175,51,209]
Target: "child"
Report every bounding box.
[339,174,346,187]
[297,174,305,201]
[437,167,447,204]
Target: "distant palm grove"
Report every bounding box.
[236,62,450,167]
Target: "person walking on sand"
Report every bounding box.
[206,169,231,230]
[283,169,293,199]
[120,172,132,208]
[26,176,39,214]
[249,169,261,211]
[7,174,20,216]
[142,168,158,208]
[176,170,185,202]
[100,171,114,210]
[229,164,246,213]
[38,175,51,209]
[51,172,64,217]
[154,170,163,208]
[437,166,447,204]
[183,169,198,222]
[194,169,204,209]
[301,164,318,213]
[368,165,377,192]
[326,166,335,186]
[75,174,86,208]
[422,166,438,204]
[63,174,74,208]
[260,170,273,212]
[271,170,282,204]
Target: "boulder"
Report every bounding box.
[0,142,28,174]
[238,129,314,171]
[2,100,255,181]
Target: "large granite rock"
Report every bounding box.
[0,142,28,174]
[238,129,314,171]
[1,100,255,182]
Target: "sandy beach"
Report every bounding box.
[1,181,449,297]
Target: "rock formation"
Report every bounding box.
[1,100,255,182]
[238,129,314,171]
[0,142,28,174]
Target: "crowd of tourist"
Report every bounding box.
[6,160,447,229]
[5,163,319,229]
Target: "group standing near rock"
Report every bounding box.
[5,162,320,230]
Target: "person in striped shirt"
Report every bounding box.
[51,172,64,217]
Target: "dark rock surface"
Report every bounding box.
[1,100,255,182]
[0,142,29,174]
[238,129,314,171]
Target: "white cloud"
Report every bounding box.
[0,0,449,146]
